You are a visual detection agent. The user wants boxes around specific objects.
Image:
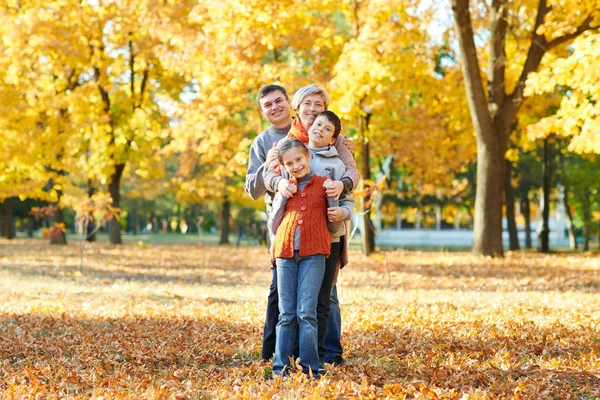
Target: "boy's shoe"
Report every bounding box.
[327,355,347,366]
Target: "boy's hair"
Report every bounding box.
[291,84,329,111]
[256,84,289,110]
[316,110,342,140]
[277,139,310,164]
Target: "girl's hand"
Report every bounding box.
[323,180,344,200]
[327,207,343,222]
[343,137,354,152]
[277,179,297,198]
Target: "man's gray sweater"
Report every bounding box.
[244,124,290,208]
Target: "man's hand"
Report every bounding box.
[327,207,343,222]
[266,142,278,166]
[343,137,354,152]
[277,179,297,198]
[323,179,344,200]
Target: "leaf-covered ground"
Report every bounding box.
[1,239,599,399]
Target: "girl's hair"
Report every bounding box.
[315,110,342,140]
[291,84,329,111]
[277,139,310,164]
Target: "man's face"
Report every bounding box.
[308,115,336,148]
[259,91,292,128]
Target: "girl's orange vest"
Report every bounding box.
[272,175,332,259]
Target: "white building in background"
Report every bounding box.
[353,186,571,249]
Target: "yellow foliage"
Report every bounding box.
[525,32,600,154]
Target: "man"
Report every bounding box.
[244,84,293,360]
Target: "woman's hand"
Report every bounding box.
[327,207,343,222]
[343,137,354,152]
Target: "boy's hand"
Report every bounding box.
[327,207,343,222]
[343,137,354,152]
[266,142,278,166]
[323,180,344,200]
[277,179,297,198]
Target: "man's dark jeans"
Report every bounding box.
[261,241,342,361]
[317,241,340,359]
[261,267,278,360]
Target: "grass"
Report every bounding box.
[0,238,599,399]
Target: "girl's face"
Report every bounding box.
[281,147,310,180]
[297,94,325,130]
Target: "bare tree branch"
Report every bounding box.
[451,0,494,143]
[547,15,596,49]
[488,0,508,119]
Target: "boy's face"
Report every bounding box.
[259,91,292,128]
[281,147,310,180]
[308,115,336,148]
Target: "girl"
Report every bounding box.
[268,139,336,378]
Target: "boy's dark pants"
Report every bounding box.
[261,241,342,361]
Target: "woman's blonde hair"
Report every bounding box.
[291,84,329,111]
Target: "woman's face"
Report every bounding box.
[297,94,326,130]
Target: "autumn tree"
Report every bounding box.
[525,31,600,250]
[167,0,349,243]
[0,1,92,244]
[330,0,476,254]
[450,0,600,256]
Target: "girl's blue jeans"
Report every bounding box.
[273,252,325,377]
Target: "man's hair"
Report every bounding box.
[256,84,289,109]
[316,110,342,140]
[277,139,310,164]
[291,84,329,111]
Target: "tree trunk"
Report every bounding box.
[50,204,67,245]
[558,151,577,249]
[504,159,520,250]
[220,195,231,245]
[360,114,375,255]
[2,198,15,239]
[582,188,591,251]
[108,163,125,244]
[452,0,505,256]
[27,215,34,238]
[86,180,96,242]
[472,139,506,256]
[132,205,139,235]
[451,0,594,256]
[48,183,67,245]
[538,137,551,253]
[563,187,577,250]
[520,190,532,249]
